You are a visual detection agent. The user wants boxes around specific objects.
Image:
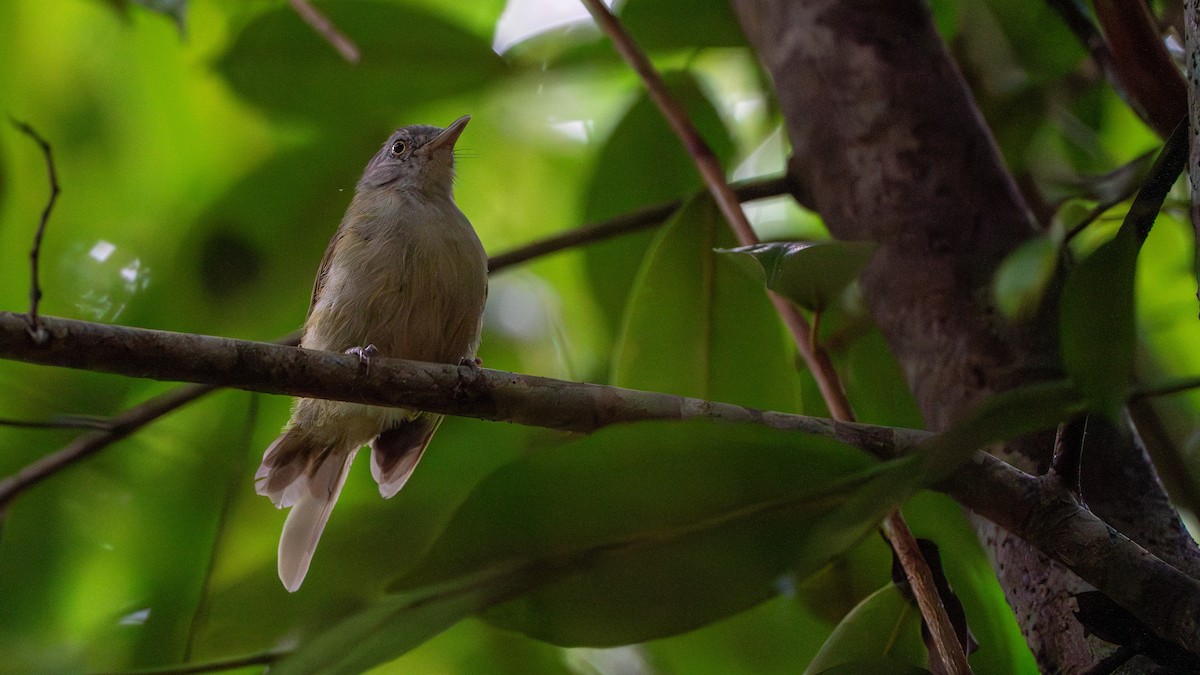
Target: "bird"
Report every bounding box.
[255,115,488,592]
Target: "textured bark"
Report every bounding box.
[732,0,1200,670]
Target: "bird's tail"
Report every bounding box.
[370,413,443,499]
[256,428,357,592]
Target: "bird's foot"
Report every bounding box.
[454,356,484,399]
[345,344,380,374]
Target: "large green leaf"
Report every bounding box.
[611,195,802,412]
[621,0,747,50]
[805,584,928,674]
[270,575,535,675]
[582,70,735,335]
[718,240,878,313]
[216,2,504,121]
[992,233,1060,321]
[919,380,1087,480]
[1060,226,1138,417]
[391,420,923,646]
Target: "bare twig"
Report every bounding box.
[883,511,972,675]
[489,174,792,272]
[9,118,60,343]
[289,0,360,64]
[0,383,214,513]
[578,2,967,669]
[0,415,112,431]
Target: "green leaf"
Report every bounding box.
[582,70,735,334]
[1060,226,1138,417]
[805,584,928,674]
[992,234,1060,321]
[612,194,802,411]
[270,574,530,675]
[393,421,923,647]
[216,2,504,121]
[718,241,878,313]
[621,0,747,50]
[919,380,1087,479]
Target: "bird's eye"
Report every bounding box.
[389,140,408,157]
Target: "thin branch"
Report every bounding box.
[578,2,965,667]
[9,118,60,343]
[0,313,923,454]
[3,312,1200,655]
[0,382,214,513]
[883,511,972,675]
[0,415,112,431]
[488,174,793,272]
[288,0,360,64]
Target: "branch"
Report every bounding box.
[288,0,360,64]
[9,118,60,343]
[0,313,912,447]
[3,312,1200,655]
[487,174,794,272]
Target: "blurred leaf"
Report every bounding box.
[1060,226,1137,417]
[981,0,1085,86]
[132,0,187,33]
[392,421,922,646]
[612,194,802,412]
[217,2,504,121]
[1039,150,1155,206]
[718,241,877,313]
[920,380,1087,480]
[271,574,534,675]
[582,70,735,334]
[992,234,1059,321]
[622,0,746,49]
[805,584,928,674]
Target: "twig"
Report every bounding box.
[288,0,360,64]
[578,2,967,669]
[488,174,792,272]
[0,415,112,431]
[9,118,60,343]
[0,383,214,513]
[883,511,972,675]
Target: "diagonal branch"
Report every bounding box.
[288,0,360,63]
[2,312,1200,655]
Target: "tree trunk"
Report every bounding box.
[731,0,1200,670]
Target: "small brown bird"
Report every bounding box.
[256,116,487,592]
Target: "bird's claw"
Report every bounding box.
[345,344,380,374]
[454,356,483,398]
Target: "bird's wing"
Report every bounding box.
[307,225,346,319]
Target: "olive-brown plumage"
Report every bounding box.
[256,116,487,592]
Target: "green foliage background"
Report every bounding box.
[0,0,1198,673]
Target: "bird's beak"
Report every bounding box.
[428,115,470,151]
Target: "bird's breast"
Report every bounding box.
[303,210,487,364]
